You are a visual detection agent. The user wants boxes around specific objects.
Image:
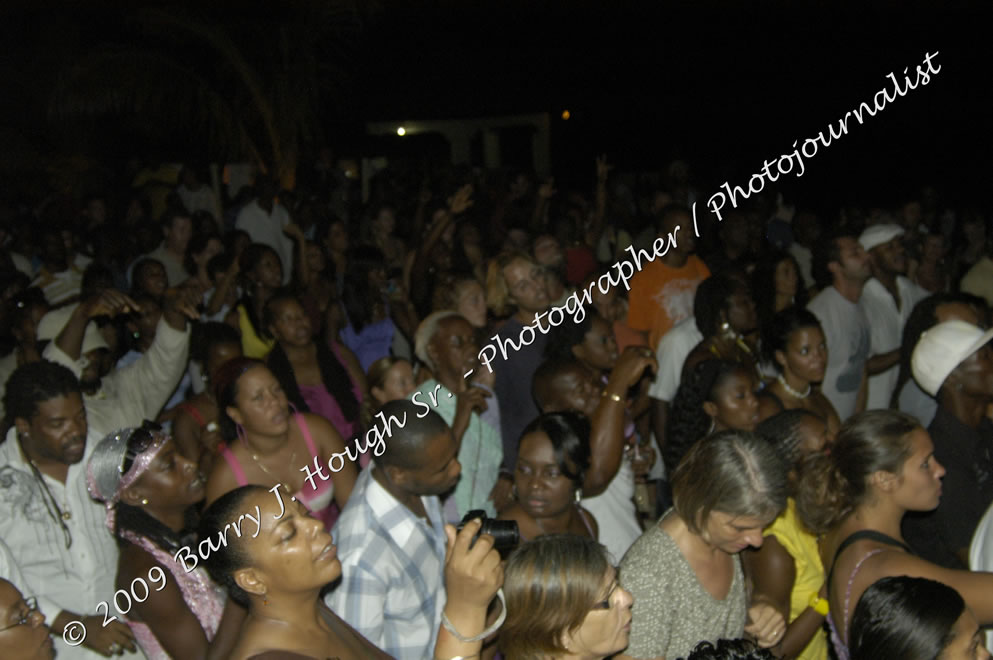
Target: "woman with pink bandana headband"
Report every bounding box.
[87,422,245,659]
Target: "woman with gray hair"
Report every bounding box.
[617,431,789,660]
[412,311,505,518]
[86,422,244,659]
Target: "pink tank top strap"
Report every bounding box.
[178,401,207,428]
[219,444,249,486]
[842,548,884,645]
[294,412,319,459]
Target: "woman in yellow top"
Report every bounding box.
[744,409,835,660]
[230,243,282,358]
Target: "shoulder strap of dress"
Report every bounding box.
[295,412,319,459]
[827,529,912,594]
[219,444,249,486]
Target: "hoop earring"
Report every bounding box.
[575,489,582,503]
[707,418,716,435]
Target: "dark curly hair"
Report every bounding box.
[680,639,776,660]
[693,274,740,338]
[3,360,80,426]
[664,359,743,473]
[198,485,267,607]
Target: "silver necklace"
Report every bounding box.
[777,373,811,399]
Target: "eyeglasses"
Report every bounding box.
[0,597,40,632]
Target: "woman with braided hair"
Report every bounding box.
[87,422,245,659]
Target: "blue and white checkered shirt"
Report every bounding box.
[326,466,447,659]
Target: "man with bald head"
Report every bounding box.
[328,400,461,659]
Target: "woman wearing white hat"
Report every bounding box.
[903,320,993,569]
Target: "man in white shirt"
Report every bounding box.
[235,178,294,285]
[807,234,872,421]
[0,361,136,658]
[142,209,193,287]
[858,224,930,410]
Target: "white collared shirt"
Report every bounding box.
[0,427,124,659]
[326,467,447,660]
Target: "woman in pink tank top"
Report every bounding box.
[203,358,357,529]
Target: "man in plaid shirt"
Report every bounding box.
[326,401,462,659]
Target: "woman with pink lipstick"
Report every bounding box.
[501,534,633,659]
[204,357,357,528]
[87,423,244,659]
[199,485,504,660]
[0,578,54,660]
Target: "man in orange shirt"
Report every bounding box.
[627,204,711,349]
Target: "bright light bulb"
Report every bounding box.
[561,110,571,120]
[397,127,406,136]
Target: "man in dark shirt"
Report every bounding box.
[903,320,993,568]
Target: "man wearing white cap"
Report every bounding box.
[858,224,929,411]
[902,320,993,569]
[807,233,872,420]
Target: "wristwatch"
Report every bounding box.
[809,592,829,616]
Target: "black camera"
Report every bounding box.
[456,510,520,556]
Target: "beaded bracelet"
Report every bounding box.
[441,588,507,643]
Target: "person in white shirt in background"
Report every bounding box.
[0,361,137,659]
[142,209,193,287]
[807,234,872,421]
[175,166,218,220]
[788,210,822,294]
[235,177,294,285]
[858,224,930,411]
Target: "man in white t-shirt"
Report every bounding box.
[235,177,294,284]
[807,234,872,421]
[858,224,930,411]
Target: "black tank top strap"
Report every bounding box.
[826,530,913,589]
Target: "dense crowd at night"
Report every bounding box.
[1,11,993,657]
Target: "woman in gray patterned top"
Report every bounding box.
[616,431,789,660]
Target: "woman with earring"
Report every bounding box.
[681,274,760,379]
[171,322,244,475]
[757,308,841,434]
[498,412,598,541]
[87,423,245,659]
[203,357,357,529]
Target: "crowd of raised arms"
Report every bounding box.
[1,155,992,660]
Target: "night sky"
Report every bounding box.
[1,0,990,207]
